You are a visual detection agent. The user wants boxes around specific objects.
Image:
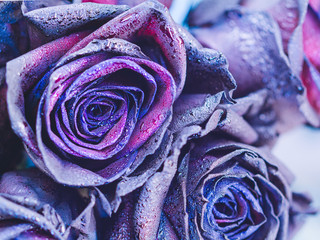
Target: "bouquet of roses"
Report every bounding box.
[0,0,318,239]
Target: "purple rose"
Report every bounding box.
[239,0,320,117]
[187,0,320,137]
[6,1,184,187]
[0,168,97,239]
[159,137,313,240]
[6,1,235,191]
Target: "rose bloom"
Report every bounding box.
[157,95,313,240]
[159,136,313,240]
[0,168,97,239]
[187,0,320,136]
[6,1,185,187]
[241,0,320,117]
[6,0,235,194]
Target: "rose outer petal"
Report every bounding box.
[191,10,303,99]
[0,169,91,239]
[301,60,320,113]
[66,1,186,97]
[310,0,320,13]
[24,3,129,47]
[6,31,90,171]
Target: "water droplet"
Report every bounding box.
[120,13,135,23]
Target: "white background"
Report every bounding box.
[170,0,320,239]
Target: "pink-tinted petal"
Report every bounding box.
[6,31,89,170]
[302,6,320,114]
[67,1,186,96]
[117,57,175,156]
[303,6,320,70]
[301,59,320,113]
[310,0,320,13]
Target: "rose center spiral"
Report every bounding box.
[214,198,236,217]
[87,104,111,118]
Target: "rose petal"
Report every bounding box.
[301,59,320,113]
[134,155,178,239]
[191,10,303,99]
[169,93,222,133]
[187,0,240,27]
[0,169,97,239]
[178,26,236,99]
[6,31,89,171]
[25,3,129,47]
[67,1,186,96]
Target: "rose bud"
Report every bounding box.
[0,168,97,239]
[187,2,320,139]
[6,0,235,196]
[159,136,314,240]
